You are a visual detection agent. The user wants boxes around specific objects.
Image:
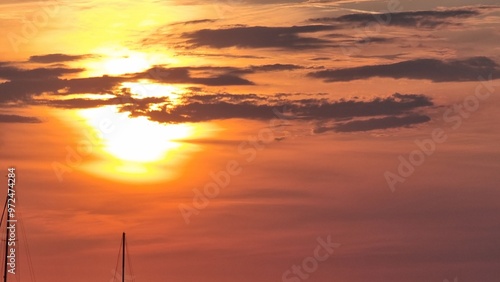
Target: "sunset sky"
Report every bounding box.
[0,0,499,281]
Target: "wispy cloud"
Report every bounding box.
[134,66,255,86]
[182,25,336,49]
[28,53,93,64]
[331,114,430,132]
[0,114,41,123]
[130,92,433,133]
[309,8,482,28]
[0,63,83,80]
[308,57,500,82]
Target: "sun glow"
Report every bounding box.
[104,116,190,163]
[102,55,151,76]
[83,47,177,77]
[121,81,184,99]
[83,52,148,77]
[79,106,192,163]
[70,106,200,183]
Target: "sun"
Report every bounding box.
[83,47,178,77]
[84,52,150,76]
[101,115,191,163]
[78,106,192,163]
[67,106,201,183]
[102,55,151,76]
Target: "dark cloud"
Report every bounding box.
[135,64,303,85]
[59,76,127,94]
[352,53,408,60]
[0,59,436,137]
[310,8,480,28]
[175,51,266,59]
[355,37,393,44]
[310,57,330,61]
[0,63,263,104]
[246,64,304,72]
[181,0,305,4]
[201,64,304,76]
[0,64,86,102]
[0,114,41,123]
[35,97,122,109]
[185,93,267,104]
[182,25,336,49]
[36,95,169,110]
[0,76,126,103]
[0,62,304,104]
[0,65,83,81]
[194,74,254,86]
[135,67,254,86]
[169,19,218,26]
[146,102,277,122]
[208,64,304,74]
[237,0,304,3]
[331,114,431,133]
[28,54,92,64]
[135,93,432,130]
[1,56,435,133]
[308,57,500,82]
[292,93,433,119]
[0,79,61,102]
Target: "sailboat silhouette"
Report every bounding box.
[2,169,36,282]
[110,232,135,282]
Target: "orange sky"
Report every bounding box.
[0,1,500,282]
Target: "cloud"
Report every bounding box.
[237,0,305,3]
[0,79,59,102]
[0,63,304,104]
[0,114,41,123]
[59,76,127,93]
[36,95,169,110]
[193,64,304,76]
[0,76,126,103]
[175,51,266,59]
[310,8,481,28]
[135,67,254,86]
[181,0,305,4]
[182,25,336,49]
[294,93,433,119]
[169,19,218,26]
[0,59,437,137]
[246,64,304,72]
[0,64,83,80]
[0,64,89,102]
[134,93,433,131]
[135,64,304,85]
[310,57,330,61]
[331,114,431,132]
[28,54,92,64]
[185,93,267,104]
[35,98,122,109]
[308,57,500,82]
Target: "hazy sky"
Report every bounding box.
[0,1,499,282]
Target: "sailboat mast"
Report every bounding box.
[122,232,125,282]
[3,200,10,282]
